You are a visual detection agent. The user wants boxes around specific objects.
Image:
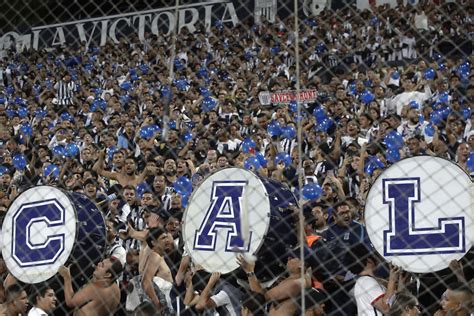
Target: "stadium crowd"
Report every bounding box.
[0,0,472,315]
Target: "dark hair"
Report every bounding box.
[242,291,266,315]
[345,197,360,208]
[6,284,25,303]
[125,156,137,162]
[303,201,328,216]
[345,243,377,275]
[304,214,317,226]
[112,150,124,158]
[108,183,123,196]
[83,178,99,187]
[359,113,373,124]
[387,291,418,316]
[449,281,473,296]
[85,169,99,179]
[217,154,228,161]
[106,257,124,282]
[29,283,53,305]
[145,226,167,249]
[154,171,165,179]
[333,199,350,212]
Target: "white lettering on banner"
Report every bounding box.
[221,2,239,25]
[204,5,214,31]
[1,1,239,51]
[151,12,175,36]
[51,27,66,46]
[76,22,101,47]
[179,8,200,33]
[32,30,41,50]
[258,90,318,105]
[133,15,152,41]
[356,0,419,10]
[109,17,132,43]
[100,20,109,46]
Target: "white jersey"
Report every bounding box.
[28,307,48,316]
[353,276,385,316]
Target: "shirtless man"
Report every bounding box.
[238,249,312,316]
[94,153,151,187]
[140,227,174,310]
[58,257,123,316]
[125,209,174,312]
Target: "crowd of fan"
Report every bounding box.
[0,0,472,315]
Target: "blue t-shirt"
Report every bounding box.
[322,221,370,275]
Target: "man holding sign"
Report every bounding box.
[345,243,400,315]
[364,156,473,313]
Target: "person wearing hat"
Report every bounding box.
[237,247,313,316]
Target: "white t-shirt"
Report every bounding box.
[28,306,48,316]
[211,291,236,316]
[353,276,385,316]
[392,90,431,116]
[209,281,242,316]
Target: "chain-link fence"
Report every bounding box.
[0,0,472,315]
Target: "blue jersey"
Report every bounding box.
[322,221,369,275]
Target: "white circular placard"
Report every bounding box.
[183,168,271,274]
[2,186,77,283]
[365,156,473,273]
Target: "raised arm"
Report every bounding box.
[58,266,95,308]
[195,272,221,311]
[373,264,400,314]
[93,150,120,180]
[237,255,264,294]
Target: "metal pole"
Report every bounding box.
[162,0,180,142]
[294,0,306,314]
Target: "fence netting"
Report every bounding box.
[0,0,472,315]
